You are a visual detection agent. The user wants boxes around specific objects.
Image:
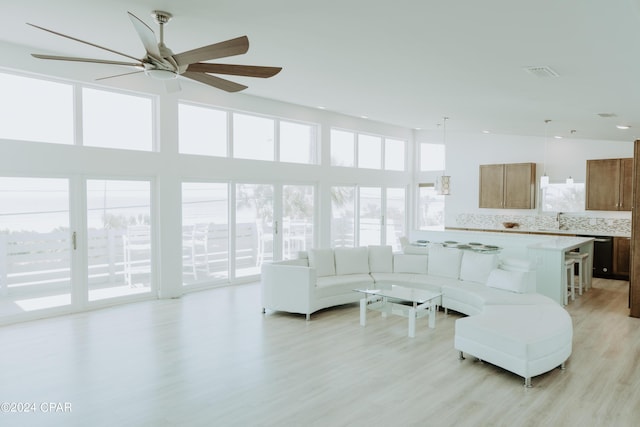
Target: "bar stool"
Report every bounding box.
[564,258,575,305]
[566,251,589,295]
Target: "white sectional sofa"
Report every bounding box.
[261,244,572,387]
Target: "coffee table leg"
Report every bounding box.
[408,307,416,337]
[428,302,436,328]
[360,297,367,326]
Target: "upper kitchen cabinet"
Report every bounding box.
[586,158,632,211]
[479,162,536,209]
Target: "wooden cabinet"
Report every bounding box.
[479,163,536,209]
[613,236,631,278]
[586,158,633,211]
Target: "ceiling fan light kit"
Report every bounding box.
[27,10,282,92]
[144,69,177,80]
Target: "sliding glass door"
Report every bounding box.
[182,182,229,285]
[86,179,152,301]
[0,177,72,316]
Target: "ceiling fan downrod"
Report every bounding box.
[152,10,172,47]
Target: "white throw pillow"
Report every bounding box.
[500,258,534,271]
[368,245,393,273]
[486,268,527,293]
[459,251,498,284]
[334,247,370,275]
[428,245,463,279]
[393,254,428,274]
[308,249,336,277]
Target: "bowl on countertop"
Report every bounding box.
[503,222,519,229]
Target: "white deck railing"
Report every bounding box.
[0,222,262,296]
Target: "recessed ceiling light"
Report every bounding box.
[360,115,369,119]
[523,66,559,78]
[482,130,490,134]
[554,135,563,139]
[317,106,326,110]
[616,125,630,129]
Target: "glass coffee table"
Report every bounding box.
[355,285,442,338]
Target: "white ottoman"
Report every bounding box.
[454,304,573,387]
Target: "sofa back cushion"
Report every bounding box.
[427,245,463,279]
[459,251,498,284]
[486,268,527,293]
[393,254,428,274]
[308,249,336,277]
[334,247,370,275]
[498,258,536,292]
[368,245,393,273]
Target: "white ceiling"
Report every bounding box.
[2,0,640,141]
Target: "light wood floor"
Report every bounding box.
[0,278,639,427]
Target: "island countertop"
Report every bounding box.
[526,236,594,251]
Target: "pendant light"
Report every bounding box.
[540,119,551,188]
[436,116,451,195]
[565,130,576,185]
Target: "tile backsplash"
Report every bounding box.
[455,213,631,236]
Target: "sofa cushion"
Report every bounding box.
[394,254,428,274]
[486,268,527,293]
[459,251,498,284]
[334,247,370,275]
[316,274,374,298]
[428,245,462,279]
[368,245,393,273]
[308,249,336,277]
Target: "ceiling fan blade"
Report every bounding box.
[27,23,141,62]
[186,63,282,78]
[31,53,142,67]
[95,70,145,81]
[127,12,162,59]
[182,71,247,92]
[173,36,249,66]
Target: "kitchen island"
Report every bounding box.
[411,230,594,305]
[527,236,593,305]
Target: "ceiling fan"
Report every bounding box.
[27,10,282,93]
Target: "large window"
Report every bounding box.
[0,73,73,145]
[280,121,316,164]
[182,182,229,285]
[541,183,585,212]
[236,184,274,276]
[332,186,406,248]
[418,184,445,230]
[282,185,314,259]
[331,186,356,247]
[386,187,406,250]
[330,130,355,167]
[233,113,275,161]
[179,104,228,156]
[332,129,406,171]
[359,187,382,245]
[358,135,382,169]
[82,88,153,151]
[385,138,406,171]
[86,179,152,301]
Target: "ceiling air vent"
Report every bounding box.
[523,66,559,78]
[596,113,617,118]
